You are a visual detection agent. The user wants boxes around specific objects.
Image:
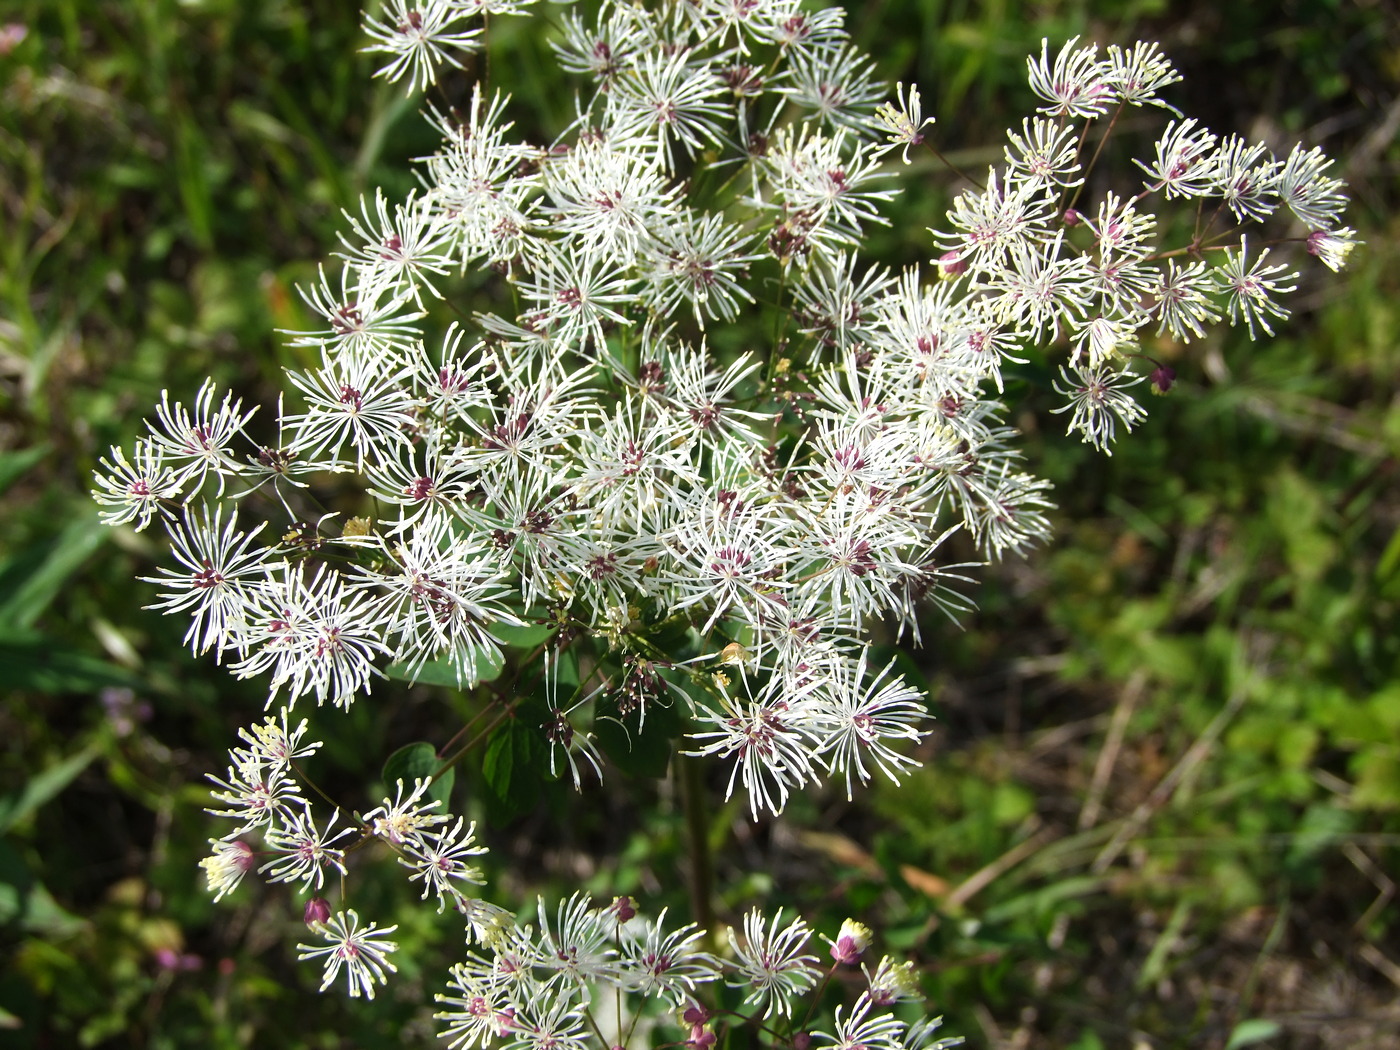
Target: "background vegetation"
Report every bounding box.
[2,0,1397,1047]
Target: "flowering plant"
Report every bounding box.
[92,0,1352,1039]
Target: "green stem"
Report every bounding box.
[680,753,716,952]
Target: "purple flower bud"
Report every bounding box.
[829,919,873,964]
[610,895,636,921]
[682,1004,710,1027]
[793,1034,812,1050]
[1063,207,1081,226]
[1150,365,1176,394]
[936,250,967,278]
[304,897,332,926]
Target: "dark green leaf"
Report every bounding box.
[0,513,108,631]
[381,741,455,810]
[0,636,144,694]
[481,718,546,820]
[0,444,49,498]
[0,743,98,835]
[592,692,684,779]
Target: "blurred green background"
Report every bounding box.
[2,0,1398,1047]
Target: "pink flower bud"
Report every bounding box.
[936,250,967,278]
[682,1004,710,1027]
[304,897,332,926]
[829,919,873,964]
[1063,207,1081,226]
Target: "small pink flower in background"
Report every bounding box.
[153,947,202,972]
[0,24,26,56]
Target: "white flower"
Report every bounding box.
[726,908,821,1019]
[338,189,453,305]
[551,3,642,87]
[809,651,928,798]
[362,0,482,95]
[1052,363,1148,452]
[607,47,729,168]
[401,817,489,911]
[357,516,520,687]
[284,345,418,470]
[815,994,906,1050]
[1206,134,1279,223]
[364,776,451,847]
[1103,40,1183,113]
[541,140,679,261]
[761,125,895,252]
[199,839,256,901]
[863,955,922,1005]
[536,892,616,985]
[938,169,1053,272]
[93,439,182,531]
[1151,258,1222,342]
[1027,37,1111,118]
[873,81,935,164]
[436,965,517,1048]
[617,908,718,1006]
[1136,118,1219,199]
[516,243,636,355]
[206,760,306,834]
[779,42,885,134]
[1214,237,1298,338]
[141,506,269,659]
[231,562,391,710]
[260,809,353,890]
[287,264,423,356]
[1307,226,1359,272]
[666,495,791,635]
[641,211,761,324]
[232,709,322,772]
[1277,143,1349,228]
[145,379,257,494]
[1002,116,1082,190]
[297,909,400,999]
[687,679,821,818]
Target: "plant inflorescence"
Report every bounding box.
[92,0,1354,1042]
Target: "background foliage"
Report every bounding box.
[2,0,1398,1047]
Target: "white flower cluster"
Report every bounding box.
[202,711,492,902]
[201,709,504,1000]
[97,3,1353,828]
[89,0,1358,1027]
[434,894,960,1050]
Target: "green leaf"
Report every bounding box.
[381,742,455,811]
[385,645,505,687]
[0,444,49,497]
[1286,804,1353,869]
[0,636,144,694]
[491,622,554,648]
[0,839,84,935]
[481,719,546,820]
[0,743,99,835]
[0,512,108,631]
[1225,1019,1281,1049]
[592,695,683,779]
